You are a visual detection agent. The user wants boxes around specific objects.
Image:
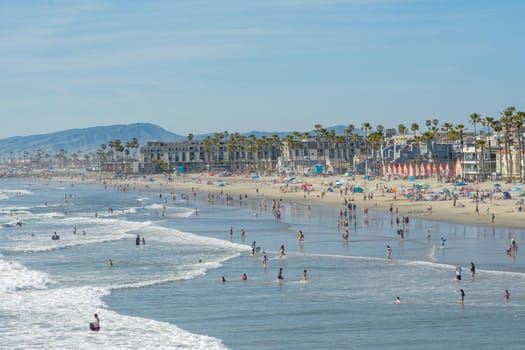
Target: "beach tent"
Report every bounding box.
[313,164,323,174]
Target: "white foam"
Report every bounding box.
[0,285,227,349]
[0,259,52,293]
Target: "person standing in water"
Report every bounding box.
[135,234,140,245]
[90,313,100,331]
[455,265,462,281]
[386,245,392,259]
[278,268,284,282]
[303,269,308,282]
[504,289,510,302]
[470,262,475,279]
[279,244,286,258]
[458,289,465,303]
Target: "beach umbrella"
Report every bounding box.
[252,175,260,180]
[494,183,501,187]
[422,184,430,189]
[353,186,364,193]
[512,187,521,191]
[413,184,422,189]
[218,183,225,187]
[407,176,416,182]
[455,181,467,186]
[502,191,512,199]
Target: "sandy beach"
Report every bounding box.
[44,172,525,230]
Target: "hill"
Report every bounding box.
[0,123,185,155]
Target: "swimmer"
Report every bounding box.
[303,269,308,282]
[396,296,401,304]
[441,237,446,247]
[504,289,510,302]
[221,276,226,283]
[108,259,113,267]
[242,273,247,281]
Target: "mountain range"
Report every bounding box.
[0,123,359,156]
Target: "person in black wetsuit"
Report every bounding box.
[136,234,140,245]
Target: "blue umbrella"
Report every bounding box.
[353,187,364,193]
[455,181,467,186]
[407,176,416,182]
[494,183,501,187]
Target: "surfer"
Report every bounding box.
[90,314,100,332]
[135,234,140,245]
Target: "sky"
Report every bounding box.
[1,0,524,138]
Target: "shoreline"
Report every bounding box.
[19,172,525,230]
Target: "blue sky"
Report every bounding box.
[1,0,524,138]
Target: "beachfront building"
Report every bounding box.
[140,139,281,174]
[279,136,366,176]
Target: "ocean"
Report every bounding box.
[0,178,524,349]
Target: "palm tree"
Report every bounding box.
[500,107,515,182]
[361,122,372,175]
[455,124,465,179]
[469,113,481,180]
[481,116,494,179]
[514,111,525,181]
